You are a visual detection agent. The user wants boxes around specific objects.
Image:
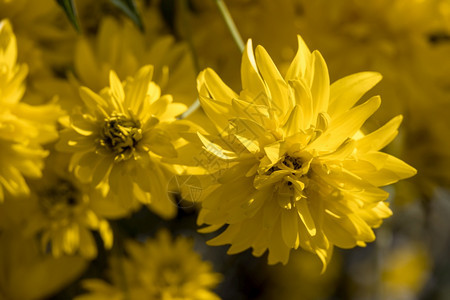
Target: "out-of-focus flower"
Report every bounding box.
[76,230,222,300]
[0,230,88,300]
[23,153,113,259]
[381,242,431,300]
[194,36,416,269]
[0,19,60,201]
[57,66,189,219]
[53,15,196,113]
[0,0,76,104]
[263,250,341,300]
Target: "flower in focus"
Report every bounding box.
[195,36,416,269]
[295,0,450,192]
[0,19,60,202]
[23,153,113,258]
[57,66,188,219]
[76,230,222,300]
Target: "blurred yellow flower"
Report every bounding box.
[0,230,88,300]
[23,154,113,259]
[0,0,76,104]
[195,36,416,269]
[77,230,222,300]
[381,242,431,299]
[57,66,188,219]
[58,16,197,111]
[0,19,60,201]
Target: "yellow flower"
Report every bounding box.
[381,242,431,299]
[57,66,188,219]
[0,0,76,103]
[64,16,196,110]
[0,19,60,201]
[76,230,222,300]
[0,230,88,300]
[195,36,416,270]
[23,153,113,259]
[295,0,450,191]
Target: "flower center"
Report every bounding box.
[99,113,142,161]
[266,155,304,175]
[39,179,80,218]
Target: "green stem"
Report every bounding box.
[180,0,245,120]
[178,0,201,120]
[215,0,245,53]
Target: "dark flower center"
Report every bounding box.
[100,113,142,161]
[39,179,80,217]
[266,155,303,175]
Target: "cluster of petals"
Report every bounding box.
[57,66,188,219]
[0,19,60,201]
[195,36,416,269]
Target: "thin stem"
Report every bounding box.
[180,0,245,120]
[215,0,245,53]
[178,0,201,120]
[180,99,201,119]
[179,0,201,74]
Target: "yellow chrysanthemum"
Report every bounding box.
[295,0,450,191]
[0,0,76,104]
[76,230,222,300]
[195,37,416,269]
[57,65,188,219]
[0,230,88,300]
[381,242,431,299]
[0,19,60,201]
[54,16,197,111]
[23,153,113,259]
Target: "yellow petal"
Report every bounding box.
[285,35,312,81]
[241,39,266,97]
[124,65,153,113]
[197,132,238,160]
[255,45,292,121]
[310,51,330,121]
[290,79,314,129]
[328,72,382,118]
[108,70,125,113]
[356,115,403,153]
[296,198,317,236]
[353,152,417,186]
[281,208,299,248]
[310,96,381,152]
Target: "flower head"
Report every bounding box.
[77,230,222,300]
[195,36,416,269]
[295,0,450,191]
[0,19,60,201]
[0,231,88,300]
[57,65,188,219]
[64,16,196,110]
[23,153,113,258]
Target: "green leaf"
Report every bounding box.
[109,0,144,31]
[56,0,80,32]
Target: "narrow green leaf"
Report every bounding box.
[56,0,80,32]
[109,0,144,31]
